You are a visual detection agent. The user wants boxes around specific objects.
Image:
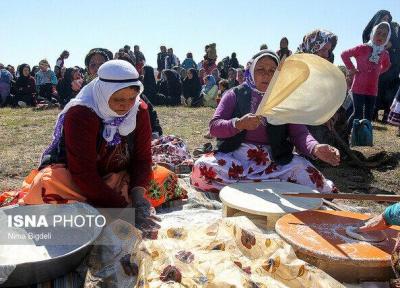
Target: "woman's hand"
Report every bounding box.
[358,214,389,232]
[130,187,161,231]
[349,68,359,76]
[235,113,261,131]
[312,144,340,166]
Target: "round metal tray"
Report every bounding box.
[0,203,103,287]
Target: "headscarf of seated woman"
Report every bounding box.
[16,64,31,86]
[42,60,144,160]
[183,68,201,96]
[84,48,113,83]
[297,29,337,63]
[243,50,280,95]
[142,65,157,100]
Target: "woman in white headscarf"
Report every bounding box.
[191,50,340,194]
[18,60,160,229]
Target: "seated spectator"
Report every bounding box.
[236,68,244,85]
[15,64,36,107]
[217,79,229,105]
[156,69,182,106]
[35,59,58,104]
[228,68,239,88]
[83,48,113,84]
[0,63,13,107]
[183,68,202,107]
[57,67,83,108]
[201,75,218,108]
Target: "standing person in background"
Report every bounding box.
[83,48,113,84]
[157,46,167,78]
[54,50,70,79]
[342,22,391,131]
[35,59,58,103]
[123,45,136,66]
[181,52,197,70]
[229,52,239,69]
[0,63,13,107]
[363,10,400,123]
[217,56,231,79]
[134,45,146,75]
[15,64,36,107]
[165,48,179,69]
[277,37,292,60]
[202,57,217,75]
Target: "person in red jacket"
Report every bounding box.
[18,60,160,230]
[341,22,391,128]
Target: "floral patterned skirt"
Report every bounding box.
[190,143,336,193]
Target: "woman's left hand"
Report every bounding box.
[312,144,340,166]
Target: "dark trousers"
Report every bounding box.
[38,83,57,103]
[348,93,376,130]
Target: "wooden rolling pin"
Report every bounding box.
[282,192,400,202]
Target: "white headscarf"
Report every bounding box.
[367,22,391,64]
[59,59,144,143]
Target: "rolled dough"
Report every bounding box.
[345,226,386,243]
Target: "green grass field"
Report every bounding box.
[1,106,399,213]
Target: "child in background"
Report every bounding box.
[341,22,391,130]
[35,59,58,104]
[181,52,198,70]
[217,79,229,105]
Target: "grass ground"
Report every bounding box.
[1,106,399,213]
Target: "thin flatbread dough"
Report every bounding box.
[345,226,386,242]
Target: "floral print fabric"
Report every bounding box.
[132,216,344,287]
[190,143,336,193]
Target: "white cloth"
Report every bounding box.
[58,60,144,142]
[367,22,391,64]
